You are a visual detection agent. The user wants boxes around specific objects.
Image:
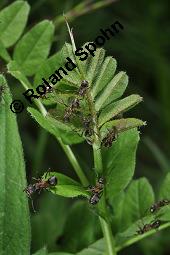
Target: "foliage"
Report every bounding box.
[0,1,170,255]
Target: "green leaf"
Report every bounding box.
[99,94,143,126]
[0,40,11,62]
[91,57,117,98]
[0,75,30,254]
[95,71,128,111]
[61,201,100,253]
[0,1,30,47]
[77,239,105,255]
[42,172,89,198]
[86,48,105,84]
[28,107,84,145]
[119,178,155,230]
[13,20,54,76]
[159,172,170,199]
[100,118,145,139]
[103,129,140,198]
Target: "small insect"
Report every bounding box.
[88,177,104,205]
[31,175,58,193]
[40,86,53,99]
[82,115,94,139]
[77,80,89,97]
[23,174,57,212]
[101,127,118,148]
[136,220,161,235]
[150,199,170,213]
[64,98,80,122]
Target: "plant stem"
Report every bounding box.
[100,216,116,255]
[116,222,170,252]
[65,22,116,254]
[57,138,89,187]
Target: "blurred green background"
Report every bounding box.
[1,0,170,254]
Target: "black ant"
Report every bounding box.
[77,80,89,97]
[87,177,104,205]
[23,174,57,212]
[101,127,118,148]
[150,199,170,213]
[136,220,161,235]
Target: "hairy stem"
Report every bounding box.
[87,86,116,255]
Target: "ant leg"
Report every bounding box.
[30,197,36,213]
[32,177,40,182]
[44,168,51,178]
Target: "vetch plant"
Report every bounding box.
[1,1,170,255]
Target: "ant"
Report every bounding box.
[101,126,118,148]
[40,86,53,99]
[150,199,170,213]
[87,177,104,205]
[23,173,57,212]
[136,220,161,235]
[63,98,80,122]
[77,80,89,97]
[82,115,94,137]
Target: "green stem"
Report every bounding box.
[65,21,116,254]
[100,216,116,255]
[116,222,170,252]
[57,138,89,187]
